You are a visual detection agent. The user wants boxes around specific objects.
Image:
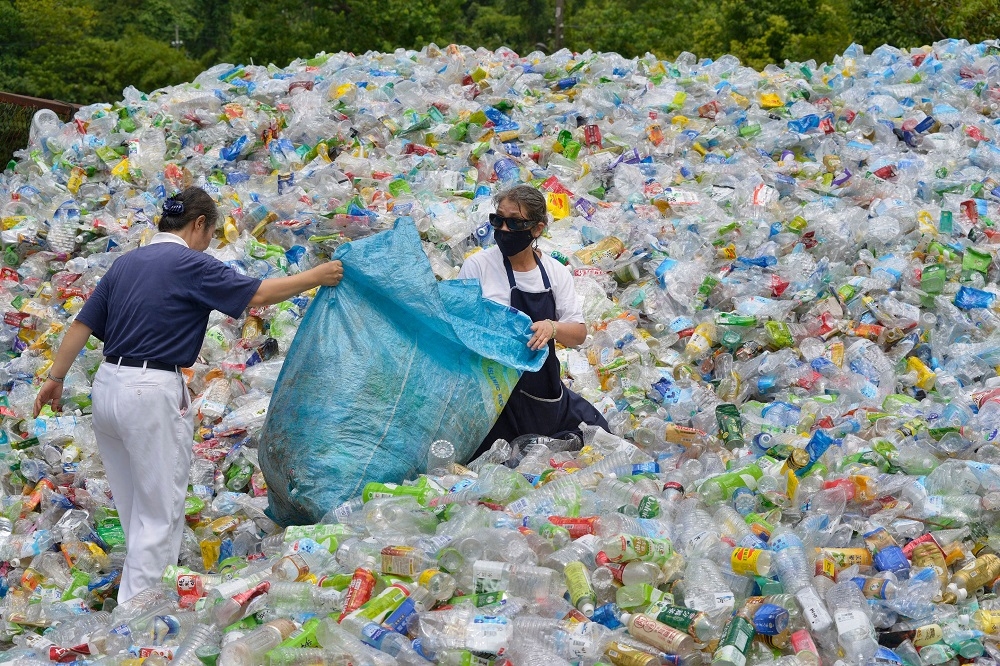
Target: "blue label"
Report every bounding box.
[591,603,623,629]
[873,546,910,574]
[383,597,417,634]
[753,604,789,635]
[361,622,390,649]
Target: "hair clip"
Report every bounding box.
[163,198,185,216]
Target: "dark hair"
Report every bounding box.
[494,185,547,224]
[158,186,219,232]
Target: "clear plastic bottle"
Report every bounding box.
[470,560,567,601]
[218,619,296,666]
[466,439,513,472]
[596,477,662,518]
[512,616,613,660]
[543,534,599,571]
[266,581,342,611]
[426,439,456,476]
[825,580,879,663]
[172,624,221,666]
[713,505,767,550]
[341,617,431,666]
[430,464,529,507]
[315,617,397,666]
[271,548,339,581]
[410,604,513,655]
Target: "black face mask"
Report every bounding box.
[494,228,535,256]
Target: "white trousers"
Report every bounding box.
[92,362,193,603]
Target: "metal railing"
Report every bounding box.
[0,91,81,168]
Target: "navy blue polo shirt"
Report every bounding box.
[76,234,262,368]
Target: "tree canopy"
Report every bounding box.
[1,0,997,104]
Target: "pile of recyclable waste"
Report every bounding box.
[6,35,1000,665]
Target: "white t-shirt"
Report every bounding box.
[458,246,585,323]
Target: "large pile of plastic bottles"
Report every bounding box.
[4,36,1000,665]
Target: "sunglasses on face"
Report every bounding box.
[489,213,539,232]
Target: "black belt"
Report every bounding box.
[105,356,179,373]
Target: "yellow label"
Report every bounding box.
[786,468,799,500]
[564,561,594,608]
[67,168,85,194]
[731,548,764,576]
[111,158,131,179]
[912,624,943,647]
[817,547,872,567]
[333,83,355,99]
[816,554,837,580]
[209,515,241,534]
[907,356,936,390]
[760,93,783,109]
[546,192,570,220]
[718,244,737,260]
[827,341,844,367]
[851,475,877,502]
[417,569,442,588]
[975,610,1000,635]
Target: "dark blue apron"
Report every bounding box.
[473,252,610,458]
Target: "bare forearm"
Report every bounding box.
[50,320,93,377]
[556,321,587,347]
[250,273,317,307]
[248,262,343,307]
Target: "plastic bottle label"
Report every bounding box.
[795,587,832,632]
[731,548,765,575]
[713,616,754,666]
[565,561,595,611]
[834,609,868,635]
[360,622,390,650]
[649,600,699,635]
[380,546,419,577]
[472,561,510,594]
[790,628,818,657]
[606,641,658,666]
[505,497,530,514]
[912,624,943,647]
[467,616,512,654]
[977,611,1000,634]
[628,614,692,654]
[565,621,603,658]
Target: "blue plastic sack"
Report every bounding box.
[260,218,545,526]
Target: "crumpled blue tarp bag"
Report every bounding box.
[260,218,545,526]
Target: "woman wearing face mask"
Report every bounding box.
[458,185,609,458]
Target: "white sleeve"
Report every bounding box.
[457,252,483,281]
[551,261,585,323]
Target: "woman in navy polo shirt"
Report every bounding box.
[34,186,343,602]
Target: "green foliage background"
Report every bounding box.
[2,0,1000,104]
